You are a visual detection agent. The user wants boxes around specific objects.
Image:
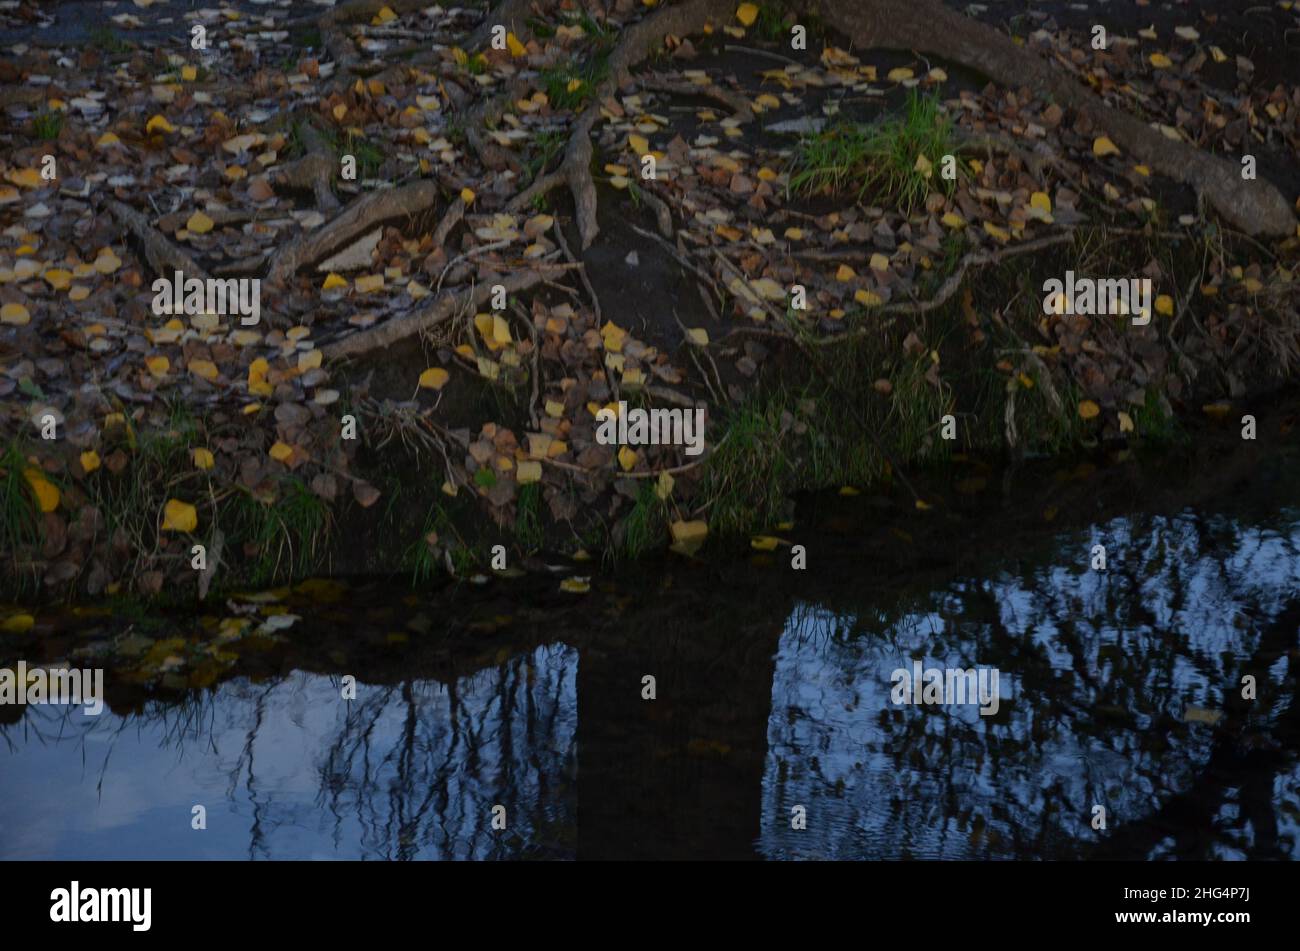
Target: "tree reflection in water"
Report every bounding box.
[2,509,1298,860]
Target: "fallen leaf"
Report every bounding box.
[1,614,35,633]
[23,469,59,513]
[1092,136,1120,158]
[1,302,30,325]
[419,367,450,390]
[669,519,708,556]
[186,211,214,234]
[146,114,176,134]
[161,499,197,532]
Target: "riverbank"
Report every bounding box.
[3,0,1299,600]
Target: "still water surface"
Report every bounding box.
[3,448,1299,860]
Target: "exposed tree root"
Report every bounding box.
[267,180,442,284]
[639,75,755,122]
[271,121,340,213]
[807,0,1296,237]
[504,0,735,249]
[322,267,552,360]
[104,199,211,281]
[319,0,433,74]
[464,0,541,54]
[880,231,1076,317]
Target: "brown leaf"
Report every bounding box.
[353,480,381,508]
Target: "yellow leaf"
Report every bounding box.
[735,3,759,26]
[492,314,512,345]
[1118,411,1135,433]
[1149,52,1173,69]
[460,187,475,205]
[560,577,590,594]
[0,302,30,325]
[517,460,542,484]
[373,5,397,24]
[186,211,214,234]
[750,535,779,551]
[1202,402,1231,419]
[43,268,72,290]
[355,274,384,294]
[1,613,34,633]
[887,67,914,82]
[269,442,293,462]
[506,31,526,57]
[1209,45,1228,64]
[628,134,650,156]
[854,289,883,307]
[146,114,176,134]
[686,327,709,346]
[161,499,198,533]
[836,264,856,282]
[94,249,122,274]
[418,367,450,390]
[1030,191,1052,214]
[193,448,215,470]
[941,212,965,228]
[914,499,932,511]
[77,450,100,474]
[869,253,890,272]
[181,65,197,81]
[1155,294,1174,316]
[618,446,638,471]
[1077,399,1101,420]
[297,349,322,372]
[669,519,708,556]
[322,272,348,290]
[655,471,674,500]
[188,359,219,381]
[1093,136,1120,157]
[7,168,42,189]
[983,221,1010,242]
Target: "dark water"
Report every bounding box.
[3,443,1300,860]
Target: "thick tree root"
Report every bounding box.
[105,199,211,281]
[639,75,755,122]
[809,0,1296,237]
[322,267,550,360]
[319,0,433,73]
[267,180,442,284]
[464,0,540,54]
[270,121,340,213]
[505,0,735,249]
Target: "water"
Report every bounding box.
[3,446,1300,860]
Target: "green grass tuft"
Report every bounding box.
[788,91,960,214]
[33,111,63,141]
[515,483,544,552]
